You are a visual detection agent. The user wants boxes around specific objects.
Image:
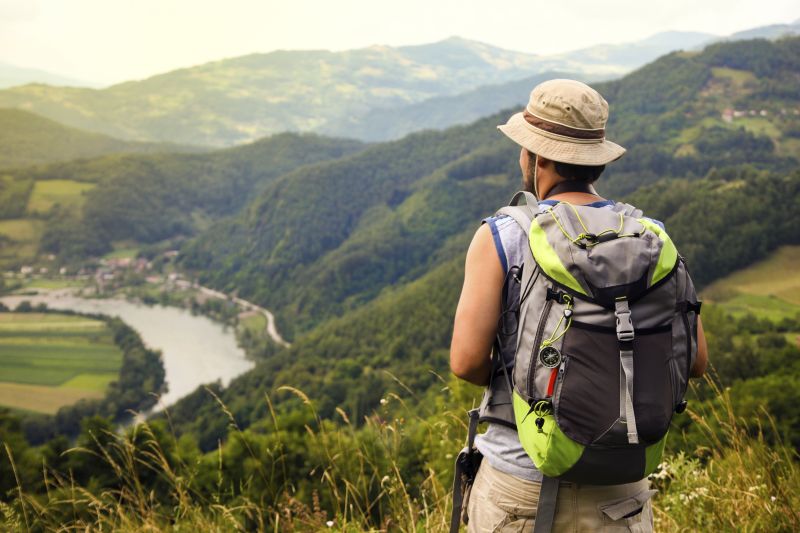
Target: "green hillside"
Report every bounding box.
[703,245,800,321]
[175,37,800,340]
[0,133,365,266]
[0,108,204,169]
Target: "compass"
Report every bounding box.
[538,346,562,368]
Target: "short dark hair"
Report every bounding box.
[553,161,606,183]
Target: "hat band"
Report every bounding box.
[523,111,605,140]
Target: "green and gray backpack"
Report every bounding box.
[497,191,701,485]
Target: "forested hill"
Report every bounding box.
[0,133,364,262]
[161,37,800,445]
[0,108,204,169]
[178,36,800,338]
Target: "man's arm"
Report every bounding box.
[450,224,505,386]
[690,316,708,378]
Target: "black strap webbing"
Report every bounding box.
[449,409,481,533]
[467,408,479,457]
[532,476,560,533]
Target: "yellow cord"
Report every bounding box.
[541,295,573,348]
[545,203,629,248]
[533,400,551,417]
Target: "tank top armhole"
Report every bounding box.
[482,217,508,275]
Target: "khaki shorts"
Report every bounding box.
[466,460,655,532]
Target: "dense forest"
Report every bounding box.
[0,133,363,262]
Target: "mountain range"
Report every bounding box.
[1,20,798,146]
[0,61,100,90]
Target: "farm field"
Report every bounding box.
[702,245,800,321]
[0,312,122,414]
[26,179,96,215]
[17,277,87,291]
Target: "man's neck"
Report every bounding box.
[545,192,606,204]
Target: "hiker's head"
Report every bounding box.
[498,79,624,198]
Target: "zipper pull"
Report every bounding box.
[535,417,545,433]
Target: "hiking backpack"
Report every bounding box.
[496,191,701,485]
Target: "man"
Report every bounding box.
[450,79,708,532]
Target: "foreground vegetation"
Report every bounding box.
[1,374,797,532]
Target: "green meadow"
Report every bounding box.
[26,179,96,214]
[702,245,800,321]
[0,312,122,414]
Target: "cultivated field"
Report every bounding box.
[26,179,96,215]
[702,245,800,321]
[0,312,122,414]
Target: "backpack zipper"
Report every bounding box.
[527,298,554,398]
[552,356,569,413]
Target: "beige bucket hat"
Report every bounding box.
[497,79,625,166]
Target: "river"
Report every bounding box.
[0,290,254,409]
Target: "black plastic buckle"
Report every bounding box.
[546,287,568,304]
[675,400,688,414]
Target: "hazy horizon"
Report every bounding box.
[2,0,799,87]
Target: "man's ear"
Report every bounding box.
[536,155,551,169]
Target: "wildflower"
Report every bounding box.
[380,398,387,405]
[326,520,334,527]
[771,496,777,502]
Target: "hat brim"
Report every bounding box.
[497,112,625,166]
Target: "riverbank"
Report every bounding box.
[0,290,253,410]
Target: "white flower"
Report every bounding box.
[771,496,777,502]
[326,520,334,527]
[380,398,387,405]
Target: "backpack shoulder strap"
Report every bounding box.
[496,191,539,230]
[611,201,643,219]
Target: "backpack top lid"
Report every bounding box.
[531,202,678,305]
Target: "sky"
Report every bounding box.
[1,0,799,86]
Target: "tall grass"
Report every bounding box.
[2,375,798,532]
[652,378,800,532]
